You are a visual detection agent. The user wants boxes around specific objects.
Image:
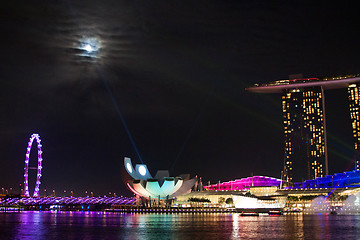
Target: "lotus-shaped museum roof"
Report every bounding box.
[123,157,196,199]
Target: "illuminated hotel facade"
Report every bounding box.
[348,83,360,170]
[247,75,360,183]
[281,86,326,182]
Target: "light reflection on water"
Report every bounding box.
[0,211,360,239]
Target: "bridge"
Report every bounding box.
[0,196,136,211]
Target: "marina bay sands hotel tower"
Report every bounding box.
[247,74,360,183]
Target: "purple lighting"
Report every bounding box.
[24,133,43,197]
[204,176,282,191]
[0,196,136,206]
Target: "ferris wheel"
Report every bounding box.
[23,133,43,197]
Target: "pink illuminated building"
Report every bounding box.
[204,176,282,191]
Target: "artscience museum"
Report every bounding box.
[123,157,196,200]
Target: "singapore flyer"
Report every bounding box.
[24,133,43,197]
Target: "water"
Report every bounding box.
[0,211,360,239]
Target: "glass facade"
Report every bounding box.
[348,84,360,170]
[248,75,360,183]
[282,87,325,182]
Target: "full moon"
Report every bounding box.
[84,44,94,53]
[77,37,102,59]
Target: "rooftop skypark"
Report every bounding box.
[247,74,360,93]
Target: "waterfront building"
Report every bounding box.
[122,157,196,201]
[288,169,360,189]
[203,176,282,191]
[348,83,360,170]
[175,190,287,213]
[180,176,287,213]
[281,86,325,182]
[247,74,360,182]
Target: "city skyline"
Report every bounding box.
[1,1,360,196]
[248,75,360,183]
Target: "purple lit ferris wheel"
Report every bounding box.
[24,133,43,197]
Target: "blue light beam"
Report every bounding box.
[97,67,144,163]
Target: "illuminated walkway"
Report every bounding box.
[0,196,136,206]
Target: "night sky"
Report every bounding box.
[1,1,360,196]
